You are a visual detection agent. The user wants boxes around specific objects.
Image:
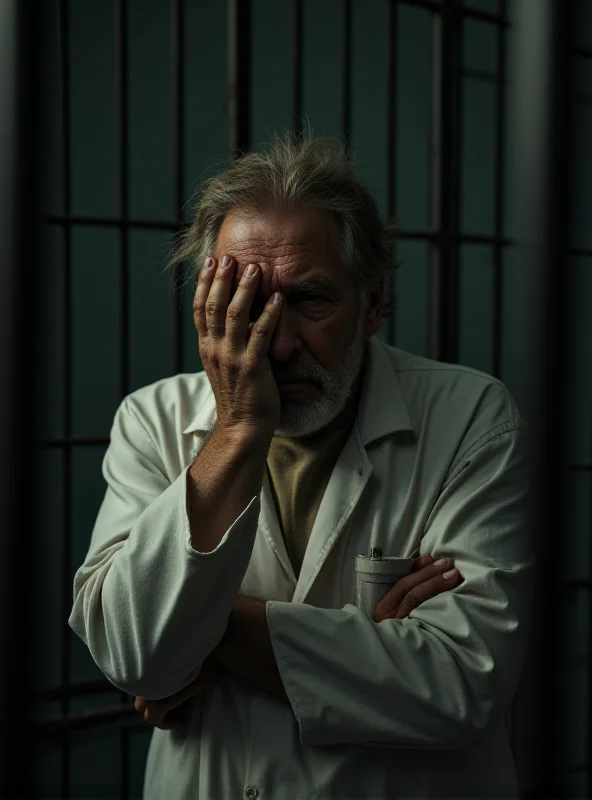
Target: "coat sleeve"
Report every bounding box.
[68,397,260,700]
[266,423,534,750]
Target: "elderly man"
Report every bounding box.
[69,134,533,799]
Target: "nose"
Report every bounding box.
[268,308,303,364]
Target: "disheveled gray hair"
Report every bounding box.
[166,131,399,318]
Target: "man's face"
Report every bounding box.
[215,206,382,439]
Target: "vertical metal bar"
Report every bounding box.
[341,0,352,143]
[115,0,130,399]
[116,0,130,400]
[589,474,592,796]
[428,0,462,363]
[0,1,35,795]
[491,0,507,379]
[115,1,131,796]
[386,0,399,345]
[293,0,303,137]
[506,0,574,796]
[386,0,398,220]
[57,1,73,795]
[498,11,510,714]
[172,0,184,375]
[228,0,251,159]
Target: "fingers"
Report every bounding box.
[373,557,462,622]
[244,286,283,361]
[413,554,433,571]
[193,254,282,355]
[194,256,221,340]
[134,696,187,731]
[195,254,244,340]
[133,666,224,731]
[393,569,462,620]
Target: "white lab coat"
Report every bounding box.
[69,336,534,799]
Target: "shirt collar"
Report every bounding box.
[182,336,415,444]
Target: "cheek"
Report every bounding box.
[301,319,345,357]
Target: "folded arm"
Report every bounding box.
[261,424,534,750]
[68,398,262,700]
[213,595,290,702]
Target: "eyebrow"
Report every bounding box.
[280,277,338,297]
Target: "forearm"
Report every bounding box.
[264,597,519,749]
[70,417,270,701]
[213,596,289,704]
[187,425,272,553]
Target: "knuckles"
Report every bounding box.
[402,589,418,609]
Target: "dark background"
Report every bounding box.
[1,0,590,797]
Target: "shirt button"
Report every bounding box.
[245,787,259,799]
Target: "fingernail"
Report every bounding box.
[434,558,449,567]
[205,257,215,269]
[443,568,458,580]
[221,255,231,268]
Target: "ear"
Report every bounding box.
[363,282,384,338]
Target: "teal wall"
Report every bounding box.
[34,0,592,797]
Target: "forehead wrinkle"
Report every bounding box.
[225,238,316,257]
[225,243,315,273]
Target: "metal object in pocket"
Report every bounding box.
[355,547,415,617]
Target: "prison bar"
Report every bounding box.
[172,0,186,376]
[228,0,251,159]
[292,0,304,136]
[56,0,74,796]
[341,0,353,143]
[506,0,575,795]
[428,0,463,363]
[0,0,36,796]
[492,0,508,379]
[39,214,517,247]
[385,0,399,344]
[35,705,144,738]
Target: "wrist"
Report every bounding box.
[213,422,274,452]
[214,596,263,668]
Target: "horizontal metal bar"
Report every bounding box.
[399,0,510,27]
[34,705,144,737]
[41,214,517,248]
[400,230,514,246]
[42,213,181,231]
[463,67,500,83]
[37,677,117,702]
[460,7,509,26]
[36,436,111,447]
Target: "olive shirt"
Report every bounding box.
[69,335,533,800]
[267,375,362,580]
